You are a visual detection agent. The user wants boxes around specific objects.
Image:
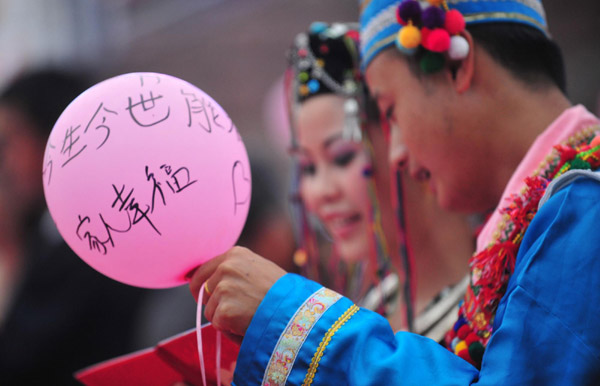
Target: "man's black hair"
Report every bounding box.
[469,23,566,94]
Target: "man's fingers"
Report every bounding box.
[203,286,219,323]
[188,252,227,301]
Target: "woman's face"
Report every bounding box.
[294,94,371,262]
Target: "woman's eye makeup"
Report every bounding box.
[333,150,356,167]
[298,158,316,176]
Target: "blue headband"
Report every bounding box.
[360,0,548,71]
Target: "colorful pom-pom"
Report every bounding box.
[293,249,307,266]
[309,21,328,35]
[451,337,460,351]
[468,341,485,363]
[454,341,468,355]
[444,328,456,343]
[298,48,308,58]
[420,52,445,73]
[398,0,422,26]
[423,28,450,52]
[448,35,470,60]
[396,5,406,25]
[454,317,467,332]
[420,27,432,44]
[427,0,444,6]
[399,25,421,49]
[307,79,320,93]
[457,348,475,366]
[395,32,417,55]
[457,324,471,340]
[422,6,445,29]
[298,72,309,82]
[346,30,360,41]
[319,44,329,54]
[444,9,466,35]
[299,84,309,96]
[465,332,479,346]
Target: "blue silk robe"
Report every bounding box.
[232,173,600,385]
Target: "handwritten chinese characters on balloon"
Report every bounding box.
[76,163,198,256]
[43,74,235,187]
[43,103,117,186]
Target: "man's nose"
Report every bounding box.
[388,124,408,170]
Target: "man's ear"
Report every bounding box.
[447,30,475,94]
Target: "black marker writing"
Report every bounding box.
[112,184,161,235]
[126,92,170,127]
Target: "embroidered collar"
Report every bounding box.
[445,106,600,368]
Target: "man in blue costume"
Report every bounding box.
[189,0,600,384]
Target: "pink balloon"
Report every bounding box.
[42,72,251,288]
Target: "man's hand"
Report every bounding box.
[188,246,286,342]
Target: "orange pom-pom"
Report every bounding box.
[423,28,450,52]
[444,9,465,35]
[399,25,421,49]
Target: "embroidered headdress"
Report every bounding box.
[359,0,548,72]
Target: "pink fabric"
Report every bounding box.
[476,105,600,253]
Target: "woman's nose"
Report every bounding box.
[312,167,342,203]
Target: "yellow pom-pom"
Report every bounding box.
[299,84,309,96]
[293,249,308,266]
[427,0,444,6]
[398,25,421,49]
[454,340,468,355]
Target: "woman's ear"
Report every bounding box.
[447,30,475,94]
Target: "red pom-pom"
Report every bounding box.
[465,332,480,346]
[444,328,456,344]
[457,324,471,340]
[423,28,450,52]
[457,348,472,362]
[444,9,465,35]
[346,30,360,41]
[420,27,432,43]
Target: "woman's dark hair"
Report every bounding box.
[0,69,89,138]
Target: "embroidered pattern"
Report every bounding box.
[262,288,342,386]
[303,304,360,386]
[445,126,600,368]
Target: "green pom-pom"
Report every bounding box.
[468,341,485,363]
[570,157,591,170]
[298,72,309,82]
[420,52,445,74]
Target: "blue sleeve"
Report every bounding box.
[478,176,600,385]
[233,177,600,385]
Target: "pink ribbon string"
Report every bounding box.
[197,281,222,386]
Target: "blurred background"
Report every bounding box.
[0,0,598,382]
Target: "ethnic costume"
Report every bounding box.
[227,0,600,381]
[232,104,600,385]
[286,23,403,319]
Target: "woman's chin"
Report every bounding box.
[335,238,369,264]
